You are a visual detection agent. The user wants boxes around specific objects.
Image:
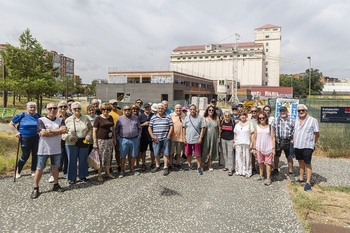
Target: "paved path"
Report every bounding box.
[0,123,12,132]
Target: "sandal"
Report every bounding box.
[245,175,251,178]
[141,164,146,171]
[228,171,233,176]
[106,174,116,179]
[223,167,228,171]
[254,175,264,181]
[264,179,272,186]
[151,164,156,169]
[98,176,104,182]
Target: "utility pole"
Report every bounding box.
[2,62,7,108]
[308,56,311,98]
[66,76,68,102]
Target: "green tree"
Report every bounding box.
[304,68,324,95]
[57,75,74,97]
[332,89,337,98]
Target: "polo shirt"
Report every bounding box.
[170,112,186,142]
[149,113,173,141]
[37,117,65,155]
[294,115,319,150]
[12,112,40,137]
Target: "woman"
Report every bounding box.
[220,111,236,176]
[182,107,188,116]
[131,104,140,116]
[63,102,93,185]
[253,111,275,185]
[93,103,116,182]
[87,105,97,154]
[234,111,254,178]
[201,106,221,171]
[9,102,40,178]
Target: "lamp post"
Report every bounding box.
[307,56,311,98]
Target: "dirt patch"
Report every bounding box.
[310,222,350,233]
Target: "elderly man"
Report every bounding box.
[115,105,142,177]
[139,103,155,170]
[162,100,174,115]
[91,99,102,115]
[248,106,259,174]
[210,99,223,119]
[182,104,205,175]
[271,106,295,181]
[231,104,240,123]
[263,105,274,125]
[148,103,174,176]
[293,104,319,191]
[31,103,66,199]
[170,104,186,170]
[109,99,124,172]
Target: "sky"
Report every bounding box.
[1,0,349,84]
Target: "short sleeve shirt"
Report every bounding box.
[12,112,40,137]
[182,114,205,144]
[170,112,186,142]
[234,122,254,145]
[37,117,65,155]
[94,115,114,139]
[216,107,223,119]
[149,113,173,141]
[294,115,319,149]
[139,112,154,141]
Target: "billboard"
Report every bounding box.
[321,107,350,123]
[275,98,299,119]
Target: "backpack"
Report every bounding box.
[17,112,41,130]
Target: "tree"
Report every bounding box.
[304,68,324,95]
[332,89,337,98]
[57,76,74,97]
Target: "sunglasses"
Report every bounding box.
[68,104,72,107]
[259,117,266,120]
[48,107,58,110]
[208,109,214,112]
[264,109,271,112]
[179,116,182,123]
[92,103,99,105]
[102,109,111,112]
[124,108,131,111]
[59,106,67,108]
[225,115,230,117]
[298,109,306,113]
[251,110,257,113]
[73,108,81,111]
[132,108,138,111]
[136,102,143,104]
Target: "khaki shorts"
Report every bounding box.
[170,141,184,155]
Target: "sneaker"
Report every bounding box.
[168,166,173,172]
[15,173,21,179]
[81,178,89,183]
[117,166,121,172]
[197,168,203,175]
[304,183,312,191]
[69,180,76,185]
[118,172,124,178]
[49,176,54,183]
[163,168,169,176]
[52,184,64,192]
[31,189,40,199]
[31,171,35,176]
[183,166,193,172]
[151,166,160,173]
[295,179,306,184]
[63,174,67,179]
[129,170,140,176]
[252,168,257,174]
[271,169,279,176]
[176,164,182,171]
[289,173,295,182]
[209,168,214,171]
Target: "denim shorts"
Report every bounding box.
[153,139,170,157]
[119,137,139,158]
[37,153,61,170]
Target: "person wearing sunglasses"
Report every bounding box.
[293,104,319,191]
[92,103,116,181]
[63,102,93,185]
[169,104,186,171]
[31,103,66,199]
[231,104,240,123]
[220,111,236,176]
[252,112,275,186]
[139,103,155,171]
[248,106,259,174]
[66,99,75,115]
[109,99,124,172]
[9,102,41,178]
[263,105,274,125]
[115,105,142,177]
[135,99,144,114]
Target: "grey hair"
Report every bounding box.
[46,102,57,109]
[297,104,308,110]
[26,102,37,108]
[224,110,231,115]
[157,103,164,108]
[189,104,197,109]
[175,104,182,108]
[251,105,258,110]
[58,100,67,106]
[71,102,82,108]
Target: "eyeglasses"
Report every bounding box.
[68,104,72,107]
[59,106,67,108]
[225,115,230,117]
[208,109,214,112]
[48,107,58,110]
[298,109,305,113]
[259,117,266,120]
[102,109,111,112]
[124,108,131,111]
[251,110,257,113]
[73,108,81,111]
[232,108,237,110]
[264,109,271,112]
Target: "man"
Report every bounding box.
[148,104,174,176]
[109,99,124,172]
[67,99,75,114]
[293,104,319,191]
[170,104,186,171]
[210,99,223,119]
[31,103,66,199]
[162,100,174,115]
[115,105,142,177]
[135,99,144,114]
[91,99,102,115]
[237,102,244,112]
[230,104,240,123]
[139,103,155,170]
[271,106,295,181]
[248,106,259,174]
[182,104,205,175]
[263,105,274,125]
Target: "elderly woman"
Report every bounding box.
[221,111,236,176]
[9,102,41,178]
[63,102,93,185]
[93,103,116,182]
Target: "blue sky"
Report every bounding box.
[1,0,349,83]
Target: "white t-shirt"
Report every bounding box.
[234,121,254,145]
[268,116,275,125]
[37,117,64,155]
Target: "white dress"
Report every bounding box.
[234,122,254,176]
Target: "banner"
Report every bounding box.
[275,98,299,119]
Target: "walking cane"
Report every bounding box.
[14,137,20,182]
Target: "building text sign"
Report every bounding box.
[109,75,127,84]
[321,107,350,123]
[275,98,299,119]
[151,76,173,83]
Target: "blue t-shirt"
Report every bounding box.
[230,115,241,122]
[12,112,40,137]
[166,109,174,115]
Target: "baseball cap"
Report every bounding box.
[238,102,243,106]
[109,99,118,104]
[144,103,151,108]
[210,99,217,103]
[182,107,187,111]
[231,104,238,110]
[279,106,288,111]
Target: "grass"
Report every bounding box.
[288,182,350,231]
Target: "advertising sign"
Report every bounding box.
[275,98,299,119]
[321,107,350,123]
[151,76,173,83]
[108,75,127,84]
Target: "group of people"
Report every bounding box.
[9,98,319,199]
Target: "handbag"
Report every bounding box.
[73,118,89,148]
[87,149,100,169]
[276,118,290,151]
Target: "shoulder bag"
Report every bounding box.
[74,118,89,148]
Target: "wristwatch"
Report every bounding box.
[47,129,51,133]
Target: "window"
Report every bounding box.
[194,57,197,59]
[196,52,199,53]
[142,77,151,83]
[237,55,240,57]
[190,52,193,54]
[180,52,183,54]
[250,48,254,50]
[244,49,247,51]
[230,55,233,57]
[185,52,188,54]
[243,54,246,57]
[211,56,214,58]
[205,56,209,59]
[199,57,203,59]
[266,68,268,71]
[265,82,268,85]
[273,29,278,31]
[188,57,191,59]
[266,43,269,46]
[177,58,180,60]
[265,35,269,38]
[223,55,227,58]
[217,56,221,58]
[182,57,186,59]
[266,49,268,52]
[266,61,268,65]
[201,51,204,53]
[193,83,199,87]
[185,81,191,86]
[265,74,268,77]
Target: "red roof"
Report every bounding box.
[173,42,263,51]
[255,24,280,30]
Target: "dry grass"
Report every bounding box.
[288,182,350,231]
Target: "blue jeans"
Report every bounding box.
[153,139,171,157]
[119,137,139,158]
[17,135,39,173]
[65,145,90,181]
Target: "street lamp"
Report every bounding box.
[307,56,311,98]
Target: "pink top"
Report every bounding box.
[256,125,273,155]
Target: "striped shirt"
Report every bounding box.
[271,116,295,140]
[294,115,319,149]
[149,113,173,141]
